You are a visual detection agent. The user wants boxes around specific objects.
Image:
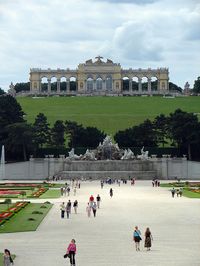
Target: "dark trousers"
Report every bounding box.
[61,210,65,218]
[69,251,75,265]
[93,209,96,217]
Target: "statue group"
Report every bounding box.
[66,136,149,161]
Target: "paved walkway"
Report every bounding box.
[0,180,200,266]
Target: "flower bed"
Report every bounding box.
[189,188,200,194]
[0,201,30,226]
[0,190,22,195]
[30,188,48,198]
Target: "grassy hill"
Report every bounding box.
[17,96,200,135]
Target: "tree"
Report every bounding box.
[20,191,26,201]
[33,113,51,148]
[65,121,105,148]
[6,122,34,161]
[51,120,65,147]
[193,76,200,94]
[0,88,5,95]
[114,119,158,147]
[153,114,169,147]
[14,82,30,93]
[169,82,182,93]
[168,109,200,160]
[4,198,12,209]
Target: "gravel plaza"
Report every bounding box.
[0,180,200,266]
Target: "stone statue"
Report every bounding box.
[8,82,16,97]
[137,146,149,160]
[107,59,113,64]
[82,149,96,160]
[85,59,93,64]
[67,148,82,160]
[121,148,135,160]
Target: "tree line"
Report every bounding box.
[0,94,200,161]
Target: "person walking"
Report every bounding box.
[86,203,91,217]
[109,188,113,198]
[144,227,153,251]
[96,194,101,209]
[133,226,142,251]
[3,249,13,266]
[66,200,71,219]
[66,239,76,266]
[73,200,78,214]
[89,195,94,207]
[100,180,104,189]
[60,202,65,219]
[74,187,77,196]
[171,187,176,198]
[92,202,97,217]
[67,187,70,197]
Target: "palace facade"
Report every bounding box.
[29,56,169,96]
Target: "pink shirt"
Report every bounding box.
[67,243,76,253]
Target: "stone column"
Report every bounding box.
[66,78,70,92]
[94,80,96,91]
[157,79,160,93]
[148,78,151,94]
[57,78,60,93]
[138,78,142,93]
[103,80,106,91]
[129,79,132,92]
[47,79,51,93]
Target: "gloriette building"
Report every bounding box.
[29,56,169,96]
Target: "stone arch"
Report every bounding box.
[60,76,67,91]
[41,77,48,92]
[51,76,57,92]
[96,77,103,90]
[122,77,129,91]
[87,77,94,91]
[106,75,112,91]
[132,77,139,91]
[141,77,148,91]
[69,76,77,91]
[151,76,158,91]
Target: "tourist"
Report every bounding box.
[100,180,104,189]
[176,188,180,197]
[3,249,13,266]
[92,202,97,217]
[60,187,64,196]
[96,194,101,208]
[86,203,91,217]
[89,195,94,207]
[144,227,153,251]
[152,180,155,187]
[73,200,78,214]
[157,180,160,187]
[155,179,158,187]
[73,187,77,196]
[67,187,70,196]
[110,188,113,198]
[133,226,142,251]
[171,187,176,198]
[63,186,67,197]
[60,202,65,219]
[66,200,71,218]
[179,187,183,197]
[66,239,76,266]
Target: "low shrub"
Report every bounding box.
[28,218,35,221]
[32,211,43,215]
[40,205,47,209]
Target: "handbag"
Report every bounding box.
[63,253,70,259]
[135,230,142,241]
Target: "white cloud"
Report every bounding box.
[0,0,199,90]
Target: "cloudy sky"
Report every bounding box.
[0,0,199,90]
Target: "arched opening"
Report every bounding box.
[106,76,112,91]
[132,77,139,91]
[41,77,48,92]
[87,77,94,91]
[60,77,67,91]
[142,77,148,91]
[151,77,158,91]
[51,77,57,92]
[70,77,77,91]
[122,77,129,91]
[96,77,103,90]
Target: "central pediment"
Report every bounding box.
[82,56,120,66]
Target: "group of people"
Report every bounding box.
[86,194,101,217]
[171,187,183,197]
[133,226,153,251]
[152,179,160,187]
[60,200,78,218]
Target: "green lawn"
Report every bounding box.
[183,188,200,198]
[0,204,14,212]
[0,203,53,233]
[17,96,200,135]
[0,253,16,266]
[39,189,61,199]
